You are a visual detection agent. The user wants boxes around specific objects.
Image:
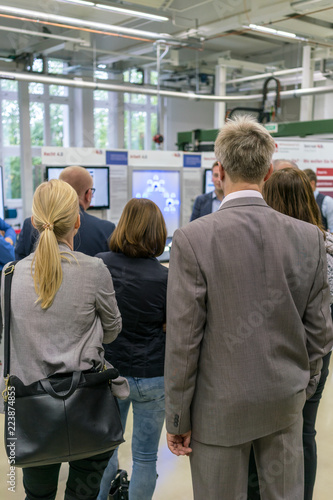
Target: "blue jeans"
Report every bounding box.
[98,376,165,500]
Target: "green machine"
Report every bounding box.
[177,119,333,151]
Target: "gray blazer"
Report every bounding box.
[165,197,333,447]
[2,244,122,386]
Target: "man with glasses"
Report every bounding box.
[16,166,115,259]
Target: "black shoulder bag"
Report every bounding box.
[2,262,124,468]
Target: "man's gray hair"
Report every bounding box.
[214,116,275,183]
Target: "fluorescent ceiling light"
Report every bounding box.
[0,6,172,40]
[246,24,307,41]
[95,4,168,22]
[59,0,94,6]
[291,0,329,6]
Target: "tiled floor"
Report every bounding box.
[1,357,333,499]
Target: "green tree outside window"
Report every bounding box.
[50,103,67,146]
[94,108,108,148]
[2,100,20,146]
[1,80,18,92]
[4,156,21,199]
[30,102,44,146]
[131,111,146,150]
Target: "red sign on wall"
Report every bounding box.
[317,180,333,188]
[317,168,333,176]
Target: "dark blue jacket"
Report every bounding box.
[15,207,115,259]
[95,251,168,378]
[190,192,214,221]
[0,218,16,270]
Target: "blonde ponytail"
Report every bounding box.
[31,179,79,309]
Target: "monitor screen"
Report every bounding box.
[45,166,110,209]
[132,169,180,236]
[0,166,4,220]
[204,168,215,194]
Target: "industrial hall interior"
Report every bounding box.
[1,0,333,499]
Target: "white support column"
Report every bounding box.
[300,45,314,122]
[214,63,226,129]
[109,74,123,149]
[18,81,33,219]
[71,87,95,147]
[117,92,125,149]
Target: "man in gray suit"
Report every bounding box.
[165,116,333,500]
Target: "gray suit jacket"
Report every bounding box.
[165,197,333,446]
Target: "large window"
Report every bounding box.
[29,58,70,149]
[93,70,118,148]
[123,69,158,150]
[0,58,71,203]
[0,81,21,200]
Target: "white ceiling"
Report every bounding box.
[1,0,333,93]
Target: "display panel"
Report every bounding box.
[132,169,180,236]
[0,166,4,220]
[45,166,110,209]
[204,168,215,194]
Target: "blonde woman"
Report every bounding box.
[2,179,122,500]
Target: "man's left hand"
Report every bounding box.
[167,431,192,456]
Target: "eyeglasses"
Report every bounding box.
[86,187,96,195]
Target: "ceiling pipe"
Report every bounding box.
[0,25,88,45]
[0,6,174,41]
[1,70,333,102]
[226,68,303,85]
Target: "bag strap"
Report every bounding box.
[40,371,81,400]
[3,261,17,379]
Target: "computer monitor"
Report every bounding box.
[45,166,110,210]
[203,168,215,194]
[132,169,180,236]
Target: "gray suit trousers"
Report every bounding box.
[190,413,304,500]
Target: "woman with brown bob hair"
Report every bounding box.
[96,198,168,500]
[248,168,333,500]
[109,197,167,258]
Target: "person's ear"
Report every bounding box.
[264,163,274,182]
[31,216,36,229]
[85,189,91,204]
[75,213,81,230]
[217,161,225,182]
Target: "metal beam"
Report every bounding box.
[217,57,272,73]
[15,29,90,56]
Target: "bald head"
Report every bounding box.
[59,166,93,209]
[273,159,299,171]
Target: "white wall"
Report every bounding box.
[164,98,215,150]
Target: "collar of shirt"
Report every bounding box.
[314,188,319,199]
[221,190,263,207]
